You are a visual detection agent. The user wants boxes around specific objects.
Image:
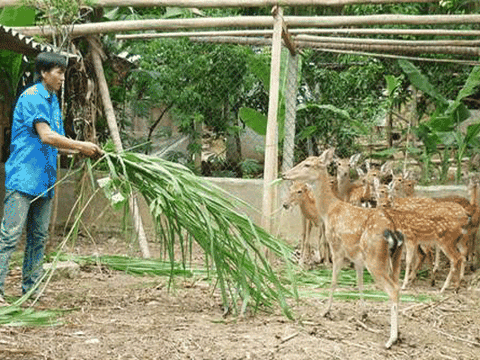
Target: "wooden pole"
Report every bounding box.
[295,34,480,47]
[262,6,283,258]
[88,37,151,259]
[0,0,443,9]
[14,14,480,37]
[117,28,480,40]
[190,36,480,65]
[297,40,480,56]
[191,35,480,57]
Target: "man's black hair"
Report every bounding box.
[34,52,67,79]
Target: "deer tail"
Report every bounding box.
[384,229,404,257]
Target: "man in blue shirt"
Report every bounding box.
[0,52,102,305]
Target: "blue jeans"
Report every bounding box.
[0,190,52,296]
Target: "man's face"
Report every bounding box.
[41,66,65,92]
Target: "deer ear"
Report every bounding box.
[321,148,335,165]
[349,153,362,167]
[319,148,335,165]
[380,160,392,174]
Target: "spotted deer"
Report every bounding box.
[467,177,480,262]
[336,155,379,207]
[376,185,470,292]
[335,154,364,204]
[282,150,404,349]
[283,181,329,266]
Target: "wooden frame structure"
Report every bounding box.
[4,0,479,240]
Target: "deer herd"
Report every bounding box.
[281,148,479,349]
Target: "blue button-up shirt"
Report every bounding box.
[5,82,65,198]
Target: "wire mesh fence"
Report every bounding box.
[120,38,306,179]
[119,37,381,179]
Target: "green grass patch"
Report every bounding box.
[288,266,435,303]
[57,253,207,277]
[0,305,61,327]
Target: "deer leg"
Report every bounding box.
[299,216,307,266]
[385,299,399,349]
[401,242,416,290]
[439,242,461,293]
[304,220,313,267]
[319,220,330,264]
[354,261,366,316]
[431,246,441,287]
[457,233,469,285]
[324,243,342,317]
[366,259,400,349]
[409,245,426,284]
[314,220,325,263]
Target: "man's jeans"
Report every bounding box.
[0,190,52,296]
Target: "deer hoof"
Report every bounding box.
[385,338,397,349]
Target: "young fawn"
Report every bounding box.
[283,181,328,266]
[282,150,404,349]
[376,184,469,292]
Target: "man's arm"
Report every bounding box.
[35,122,103,158]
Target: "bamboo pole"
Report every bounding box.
[88,37,151,259]
[306,47,480,66]
[297,39,480,56]
[14,14,480,37]
[296,34,480,47]
[116,28,480,40]
[262,6,283,259]
[192,36,480,57]
[0,0,443,8]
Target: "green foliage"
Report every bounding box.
[239,158,263,178]
[400,60,480,183]
[296,51,390,158]
[0,6,35,109]
[99,148,295,317]
[118,38,253,167]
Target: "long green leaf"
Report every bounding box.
[398,59,449,107]
[96,150,296,318]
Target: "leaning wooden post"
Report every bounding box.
[262,6,283,260]
[89,37,151,258]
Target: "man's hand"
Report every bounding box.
[80,142,104,159]
[36,122,104,159]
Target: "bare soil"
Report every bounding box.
[1,230,480,360]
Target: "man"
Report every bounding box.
[0,52,103,305]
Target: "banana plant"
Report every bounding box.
[399,60,480,183]
[238,48,298,142]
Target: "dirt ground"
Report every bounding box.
[1,230,480,360]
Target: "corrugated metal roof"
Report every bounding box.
[0,25,57,56]
[0,25,77,60]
